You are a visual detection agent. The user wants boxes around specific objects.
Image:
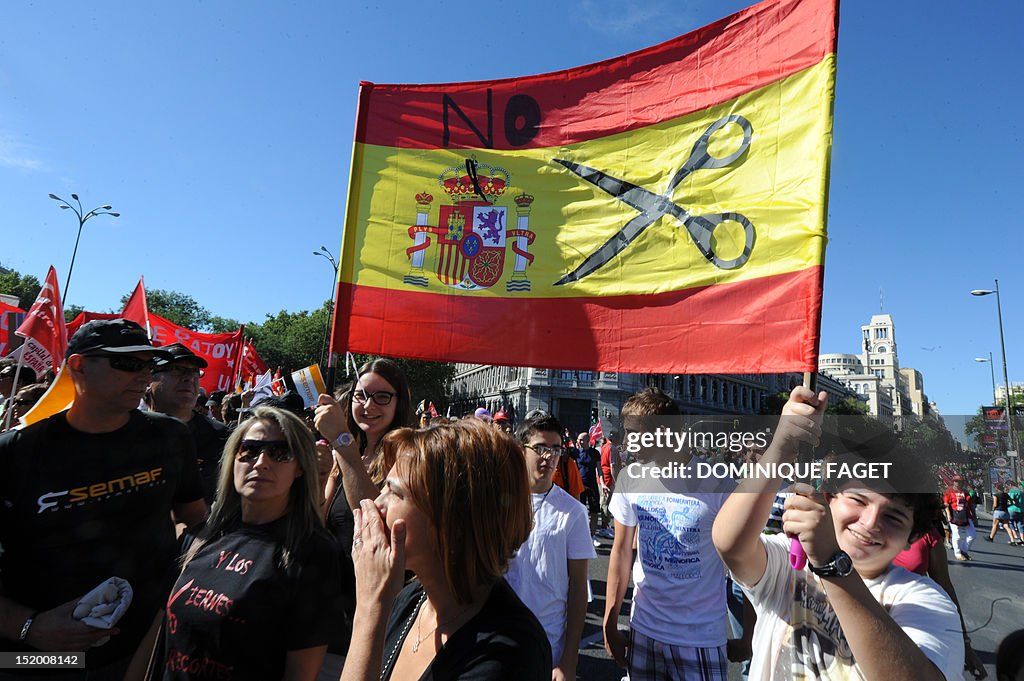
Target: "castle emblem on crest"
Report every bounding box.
[404,160,536,292]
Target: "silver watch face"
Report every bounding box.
[835,552,854,576]
[336,432,354,447]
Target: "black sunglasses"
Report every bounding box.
[84,354,155,373]
[236,439,294,464]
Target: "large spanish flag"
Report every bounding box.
[333,0,837,373]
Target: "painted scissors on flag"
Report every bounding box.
[554,114,755,285]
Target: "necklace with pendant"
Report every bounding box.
[412,598,470,653]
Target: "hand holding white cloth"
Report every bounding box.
[72,577,133,646]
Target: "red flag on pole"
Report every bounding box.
[239,339,269,383]
[121,277,151,335]
[15,266,67,375]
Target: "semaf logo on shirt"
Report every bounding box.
[36,467,165,513]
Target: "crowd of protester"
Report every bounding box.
[2,318,1024,680]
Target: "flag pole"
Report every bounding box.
[232,326,246,390]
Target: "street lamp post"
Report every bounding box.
[971,281,1018,479]
[48,193,119,306]
[313,245,339,369]
[975,353,997,405]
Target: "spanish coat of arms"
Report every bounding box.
[403,161,536,292]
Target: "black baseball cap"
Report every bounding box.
[66,319,171,359]
[152,342,209,369]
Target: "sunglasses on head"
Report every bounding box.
[236,439,294,464]
[84,354,155,373]
[352,389,395,406]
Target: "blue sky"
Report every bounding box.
[2,1,1021,420]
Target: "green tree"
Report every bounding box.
[245,303,330,372]
[0,269,42,308]
[121,288,213,331]
[827,397,868,416]
[64,304,86,323]
[899,418,957,461]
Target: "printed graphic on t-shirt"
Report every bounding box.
[35,466,168,513]
[778,573,860,680]
[636,495,703,579]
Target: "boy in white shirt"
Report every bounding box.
[603,388,736,680]
[506,412,596,681]
[712,387,964,681]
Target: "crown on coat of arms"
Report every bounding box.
[514,192,534,207]
[438,163,510,200]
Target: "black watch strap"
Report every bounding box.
[807,551,853,577]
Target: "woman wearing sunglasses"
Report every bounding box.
[313,358,413,680]
[342,419,550,681]
[127,406,343,681]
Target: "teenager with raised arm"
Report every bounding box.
[712,387,964,681]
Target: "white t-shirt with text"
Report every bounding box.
[739,533,964,681]
[608,460,736,646]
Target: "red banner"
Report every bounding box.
[0,301,26,357]
[147,313,243,394]
[66,311,243,394]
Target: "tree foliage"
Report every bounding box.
[0,269,42,308]
[827,397,869,416]
[121,288,214,331]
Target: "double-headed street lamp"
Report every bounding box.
[971,281,1018,477]
[313,245,339,369]
[48,193,119,306]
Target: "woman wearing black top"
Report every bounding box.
[127,406,342,681]
[313,358,413,679]
[341,419,551,681]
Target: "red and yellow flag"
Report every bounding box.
[333,0,837,373]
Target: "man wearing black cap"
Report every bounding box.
[0,319,207,679]
[146,342,229,505]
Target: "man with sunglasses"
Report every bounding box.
[0,319,207,680]
[145,342,229,505]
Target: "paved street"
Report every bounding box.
[576,514,1024,680]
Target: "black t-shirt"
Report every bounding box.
[162,519,344,680]
[0,410,205,669]
[323,477,358,655]
[381,579,551,681]
[187,414,229,505]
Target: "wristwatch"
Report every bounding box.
[807,550,854,577]
[333,432,355,448]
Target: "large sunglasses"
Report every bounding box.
[352,390,396,406]
[84,354,155,373]
[236,439,294,464]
